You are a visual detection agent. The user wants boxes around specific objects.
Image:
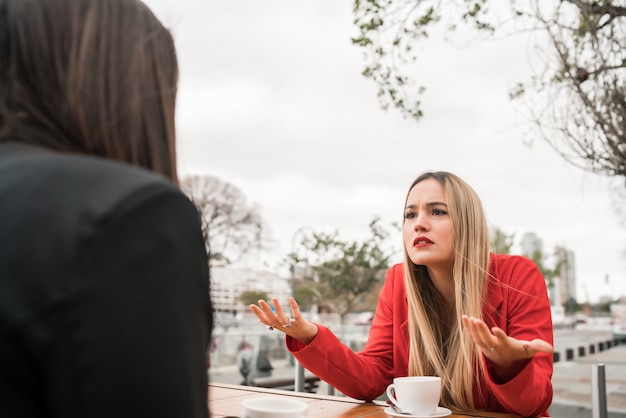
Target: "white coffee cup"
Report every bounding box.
[386,376,441,415]
[241,397,308,418]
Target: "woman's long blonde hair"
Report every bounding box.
[404,172,491,411]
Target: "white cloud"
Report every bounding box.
[145,0,626,302]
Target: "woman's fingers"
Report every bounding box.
[248,297,318,344]
[462,315,498,351]
[254,299,271,317]
[288,297,302,319]
[250,299,278,326]
[249,307,272,330]
[272,297,300,328]
[270,297,288,321]
[525,339,554,355]
[249,298,297,329]
[463,315,554,379]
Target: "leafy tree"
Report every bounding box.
[180,175,269,264]
[527,249,565,290]
[238,290,269,306]
[292,284,319,308]
[290,217,395,324]
[490,227,515,254]
[352,0,626,181]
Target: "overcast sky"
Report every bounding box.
[144,0,625,303]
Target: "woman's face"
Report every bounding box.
[402,178,455,271]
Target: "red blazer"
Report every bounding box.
[287,254,553,417]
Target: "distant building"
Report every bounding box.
[521,232,542,258]
[520,232,578,307]
[555,246,577,305]
[211,266,291,314]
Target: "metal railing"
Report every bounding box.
[591,363,608,418]
[294,360,335,395]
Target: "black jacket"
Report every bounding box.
[0,142,211,417]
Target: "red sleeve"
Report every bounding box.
[286,266,402,400]
[485,256,553,417]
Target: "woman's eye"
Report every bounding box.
[431,208,448,216]
[404,211,416,219]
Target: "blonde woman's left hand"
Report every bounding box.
[461,315,553,381]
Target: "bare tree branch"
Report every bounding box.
[180,175,271,263]
[352,0,626,184]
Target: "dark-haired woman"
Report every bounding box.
[0,0,212,416]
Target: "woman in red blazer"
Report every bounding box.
[251,171,554,417]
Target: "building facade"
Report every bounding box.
[554,245,577,305]
[521,232,542,258]
[520,232,578,306]
[210,265,291,314]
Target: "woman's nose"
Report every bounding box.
[413,216,428,232]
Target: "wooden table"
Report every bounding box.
[208,382,524,418]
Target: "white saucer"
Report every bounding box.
[384,406,452,418]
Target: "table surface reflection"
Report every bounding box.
[208,382,529,418]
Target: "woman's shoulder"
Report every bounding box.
[490,253,539,271]
[386,262,405,282]
[379,262,406,296]
[60,153,180,212]
[489,253,544,288]
[0,143,199,337]
[1,142,182,212]
[0,142,195,271]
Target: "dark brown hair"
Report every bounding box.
[0,0,179,181]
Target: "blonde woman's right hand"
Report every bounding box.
[249,297,319,345]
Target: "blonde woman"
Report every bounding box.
[250,171,553,417]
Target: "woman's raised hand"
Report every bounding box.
[461,315,554,381]
[249,297,319,345]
